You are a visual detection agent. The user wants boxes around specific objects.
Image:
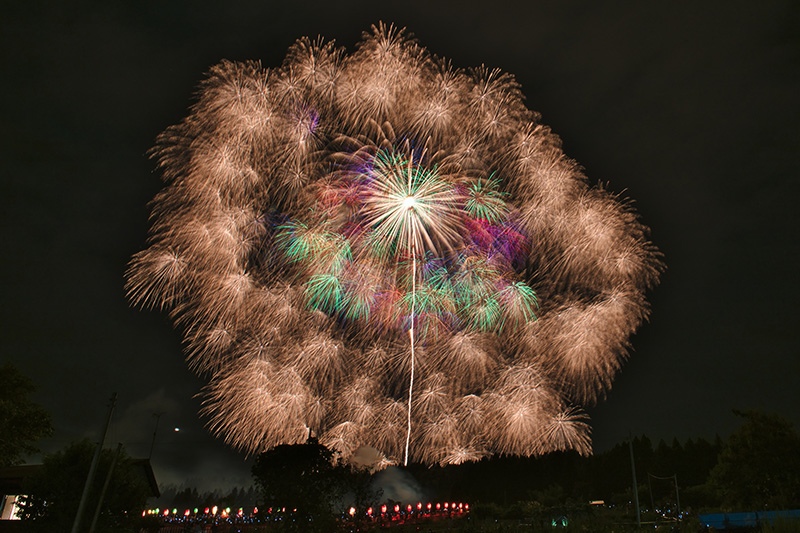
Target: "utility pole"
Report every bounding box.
[629,435,641,528]
[88,442,123,533]
[72,392,117,533]
[149,412,164,460]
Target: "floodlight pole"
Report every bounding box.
[72,392,117,533]
[629,435,641,528]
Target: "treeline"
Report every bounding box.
[152,484,259,511]
[408,435,721,508]
[408,410,800,513]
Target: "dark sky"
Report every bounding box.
[2,0,798,491]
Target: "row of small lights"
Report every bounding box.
[144,502,469,518]
[144,506,244,518]
[350,502,469,517]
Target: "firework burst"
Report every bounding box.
[127,23,662,466]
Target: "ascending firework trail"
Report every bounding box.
[127,23,663,467]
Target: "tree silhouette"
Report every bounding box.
[0,363,52,467]
[251,437,343,532]
[706,410,800,510]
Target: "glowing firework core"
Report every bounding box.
[358,148,463,260]
[127,23,662,466]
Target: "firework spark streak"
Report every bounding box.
[127,24,663,466]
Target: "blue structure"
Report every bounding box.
[699,509,800,530]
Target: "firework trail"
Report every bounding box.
[127,23,662,466]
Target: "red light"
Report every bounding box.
[417,502,422,510]
[367,507,373,516]
[204,508,209,514]
[184,509,190,516]
[394,505,400,513]
[444,502,449,509]
[381,505,387,514]
[407,505,412,512]
[465,504,470,510]
[427,503,432,510]
[436,503,441,510]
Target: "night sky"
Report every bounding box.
[2,1,798,491]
